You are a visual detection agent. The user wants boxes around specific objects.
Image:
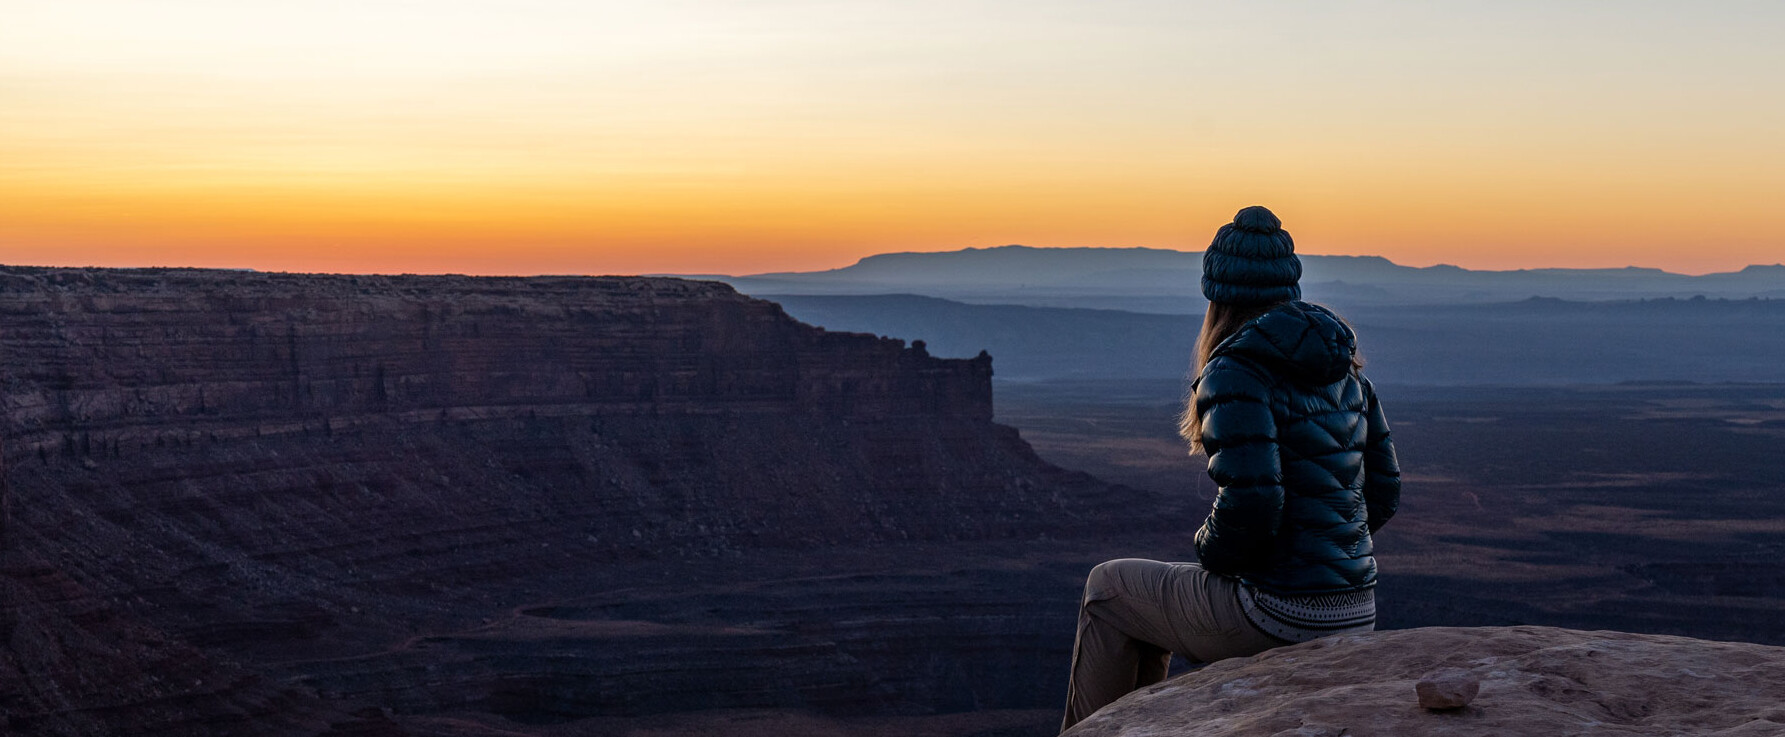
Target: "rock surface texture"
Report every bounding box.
[1062,626,1785,737]
[0,266,1142,734]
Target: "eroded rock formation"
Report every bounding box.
[0,266,1143,733]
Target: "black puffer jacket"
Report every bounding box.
[1191,300,1400,595]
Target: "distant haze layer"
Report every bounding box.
[3,2,1782,275]
[710,245,1785,385]
[766,294,1785,385]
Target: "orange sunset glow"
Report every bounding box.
[3,1,1781,276]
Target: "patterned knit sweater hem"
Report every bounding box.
[1237,584,1376,643]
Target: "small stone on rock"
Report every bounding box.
[1416,669,1480,710]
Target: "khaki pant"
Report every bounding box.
[1060,558,1284,733]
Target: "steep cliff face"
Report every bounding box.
[0,266,1139,731]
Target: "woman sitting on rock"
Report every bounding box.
[1061,206,1402,732]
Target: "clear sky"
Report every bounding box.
[3,0,1781,276]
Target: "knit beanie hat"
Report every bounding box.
[1200,205,1302,306]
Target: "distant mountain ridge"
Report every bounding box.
[691,245,1785,312]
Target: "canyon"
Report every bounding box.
[4,264,1781,736]
[0,266,1155,735]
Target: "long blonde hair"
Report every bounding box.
[1178,301,1277,455]
[1177,301,1365,455]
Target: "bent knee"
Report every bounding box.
[1083,558,1151,602]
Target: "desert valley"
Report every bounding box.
[2,250,1782,735]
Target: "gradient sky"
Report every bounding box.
[3,1,1781,276]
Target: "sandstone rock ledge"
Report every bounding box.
[1063,626,1785,737]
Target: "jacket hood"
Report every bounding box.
[1213,301,1357,386]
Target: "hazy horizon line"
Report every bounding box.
[4,244,1782,281]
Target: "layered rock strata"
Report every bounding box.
[0,266,1141,731]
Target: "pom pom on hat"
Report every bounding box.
[1201,205,1302,306]
[1231,205,1282,234]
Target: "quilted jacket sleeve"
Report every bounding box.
[1192,357,1285,576]
[1361,378,1401,534]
